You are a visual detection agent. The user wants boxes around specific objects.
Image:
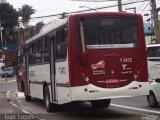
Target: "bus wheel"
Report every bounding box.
[91,99,111,108]
[44,86,53,112]
[25,95,31,102]
[147,92,158,107]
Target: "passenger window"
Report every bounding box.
[41,36,50,63]
[28,44,35,64]
[56,26,68,61]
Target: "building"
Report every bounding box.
[144,23,153,35]
[144,22,155,43]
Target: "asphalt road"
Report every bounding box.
[0,77,17,92]
[0,78,160,120]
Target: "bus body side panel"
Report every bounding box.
[29,64,50,99]
[54,24,71,104]
[55,61,71,104]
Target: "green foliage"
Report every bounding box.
[18,4,36,27]
[0,3,18,29]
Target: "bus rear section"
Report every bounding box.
[68,13,149,105]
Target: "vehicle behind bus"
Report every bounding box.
[16,49,26,93]
[24,12,149,112]
[0,58,4,76]
[146,44,160,107]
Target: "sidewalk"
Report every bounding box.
[0,92,22,114]
[6,91,24,101]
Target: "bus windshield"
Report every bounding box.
[82,17,138,49]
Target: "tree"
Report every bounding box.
[18,4,36,28]
[0,3,18,29]
[0,3,18,50]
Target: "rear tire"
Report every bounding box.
[91,99,111,108]
[147,92,158,107]
[44,86,53,112]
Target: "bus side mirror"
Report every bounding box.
[79,52,88,66]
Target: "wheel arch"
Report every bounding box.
[149,90,155,95]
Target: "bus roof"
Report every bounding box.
[26,18,67,44]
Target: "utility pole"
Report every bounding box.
[151,0,160,43]
[0,19,4,51]
[118,0,122,12]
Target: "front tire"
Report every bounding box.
[91,99,111,108]
[147,92,158,107]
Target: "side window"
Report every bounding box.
[42,36,50,63]
[28,44,35,64]
[35,40,42,63]
[56,26,68,61]
[28,37,50,65]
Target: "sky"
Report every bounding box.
[6,0,160,25]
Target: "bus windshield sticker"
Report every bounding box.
[91,60,105,75]
[87,44,134,49]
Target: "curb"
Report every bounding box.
[0,77,16,84]
[6,90,18,101]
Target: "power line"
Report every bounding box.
[139,2,150,14]
[137,1,147,11]
[25,0,147,21]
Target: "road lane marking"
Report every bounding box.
[10,101,17,107]
[111,103,160,114]
[10,101,31,114]
[21,109,30,114]
[6,91,10,101]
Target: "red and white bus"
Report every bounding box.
[23,12,149,112]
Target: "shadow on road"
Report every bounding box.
[29,98,142,120]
